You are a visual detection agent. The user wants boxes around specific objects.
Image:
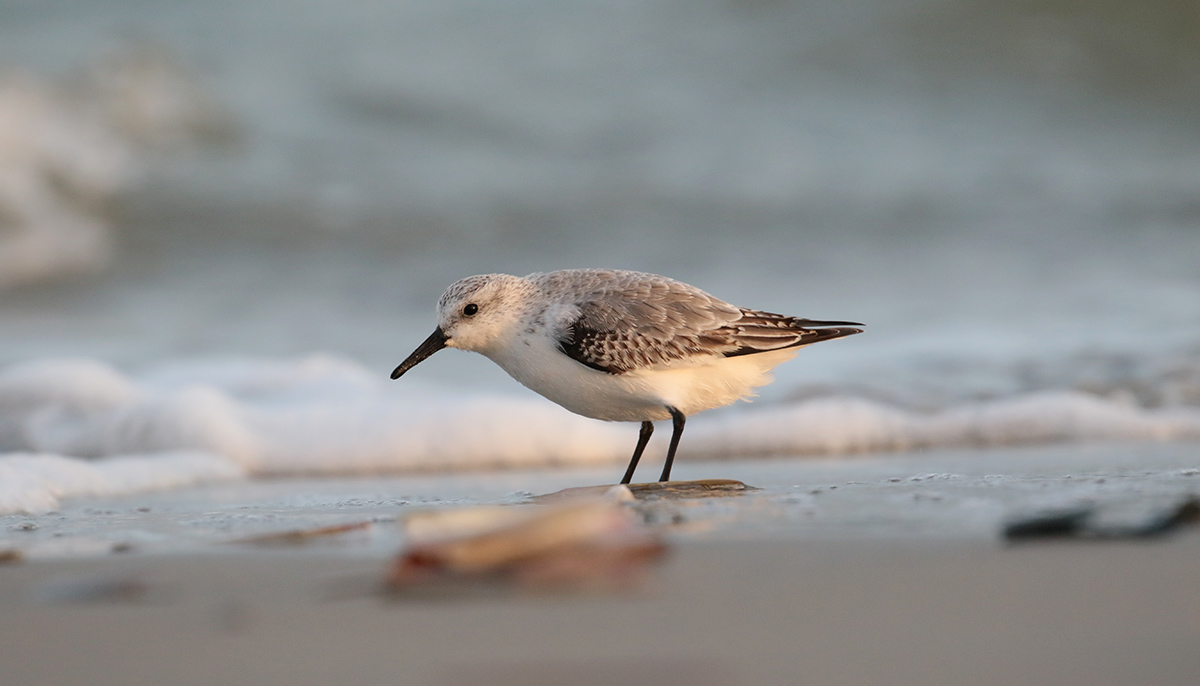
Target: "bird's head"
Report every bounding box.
[391,273,531,379]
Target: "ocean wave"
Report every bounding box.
[1,355,1199,514]
[0,45,232,289]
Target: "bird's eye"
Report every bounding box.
[463,303,479,316]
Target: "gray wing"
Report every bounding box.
[538,270,863,374]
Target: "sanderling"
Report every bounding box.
[392,269,863,484]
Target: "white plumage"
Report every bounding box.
[392,269,862,483]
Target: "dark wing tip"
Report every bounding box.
[803,326,864,344]
[794,319,865,328]
[723,324,862,359]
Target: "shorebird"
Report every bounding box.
[391,269,862,484]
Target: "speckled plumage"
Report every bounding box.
[392,268,863,483]
[537,270,859,373]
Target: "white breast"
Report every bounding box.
[483,330,799,422]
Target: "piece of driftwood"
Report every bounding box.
[533,479,756,503]
[627,478,758,498]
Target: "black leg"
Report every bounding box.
[658,406,686,482]
[620,421,654,485]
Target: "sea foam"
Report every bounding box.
[688,393,1200,458]
[1,356,1199,514]
[0,451,242,515]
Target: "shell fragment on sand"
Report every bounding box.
[388,500,667,594]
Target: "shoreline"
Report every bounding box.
[2,443,1198,685]
[3,441,1198,559]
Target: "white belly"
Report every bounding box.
[483,334,800,422]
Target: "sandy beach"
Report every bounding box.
[3,2,1200,685]
[2,443,1198,686]
[1,537,1198,686]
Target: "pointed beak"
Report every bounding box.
[391,327,448,379]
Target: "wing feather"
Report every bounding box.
[534,269,863,374]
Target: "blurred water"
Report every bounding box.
[1,0,1199,406]
[2,1,1200,509]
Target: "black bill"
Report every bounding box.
[391,327,449,379]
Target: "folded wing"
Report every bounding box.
[545,271,862,374]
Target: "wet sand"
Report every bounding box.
[1,443,1199,685]
[1,538,1198,686]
